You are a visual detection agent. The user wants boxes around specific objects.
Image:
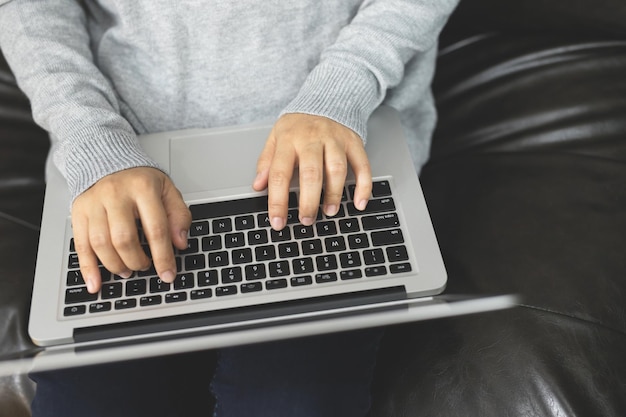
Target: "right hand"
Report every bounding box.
[71,167,191,294]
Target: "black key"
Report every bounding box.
[232,248,253,264]
[185,254,206,270]
[138,264,157,278]
[202,235,222,251]
[115,298,137,310]
[293,225,314,239]
[99,266,112,282]
[67,270,84,286]
[292,258,314,274]
[371,229,404,246]
[340,269,363,280]
[174,273,195,290]
[316,255,338,271]
[278,242,299,258]
[363,248,385,265]
[255,245,276,261]
[140,295,162,306]
[347,197,396,216]
[150,277,171,293]
[390,263,412,274]
[191,193,297,220]
[69,238,75,252]
[65,287,98,304]
[315,272,338,284]
[269,260,290,277]
[316,221,337,236]
[248,229,269,245]
[126,279,147,296]
[191,289,212,300]
[266,279,288,290]
[101,282,123,299]
[291,276,313,287]
[241,282,263,293]
[287,209,300,224]
[301,239,323,255]
[245,264,267,280]
[68,253,80,269]
[190,221,210,236]
[340,251,362,268]
[386,245,409,262]
[361,213,400,231]
[235,215,255,230]
[257,213,271,228]
[212,218,232,233]
[221,267,243,283]
[89,302,112,313]
[365,266,387,277]
[372,180,392,197]
[64,305,86,316]
[216,285,238,297]
[270,227,291,242]
[338,218,360,233]
[197,270,219,286]
[165,292,188,303]
[225,232,245,248]
[324,236,346,252]
[208,251,229,267]
[348,233,369,249]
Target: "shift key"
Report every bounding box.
[65,287,98,304]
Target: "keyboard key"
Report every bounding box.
[390,263,412,274]
[235,215,256,230]
[190,193,297,220]
[347,233,369,249]
[278,242,299,258]
[232,248,253,264]
[293,225,314,239]
[212,218,232,233]
[190,289,212,299]
[65,287,98,304]
[197,270,219,286]
[371,229,404,246]
[225,232,245,248]
[315,272,338,284]
[179,238,199,254]
[372,180,392,197]
[68,253,80,269]
[301,239,323,255]
[347,197,396,216]
[126,279,147,296]
[64,305,86,316]
[270,227,291,242]
[101,282,123,299]
[190,221,210,236]
[292,258,314,274]
[365,266,387,277]
[150,277,171,293]
[266,279,288,290]
[89,302,112,313]
[255,245,276,261]
[140,295,162,306]
[324,236,346,252]
[340,269,363,280]
[165,292,188,303]
[269,260,290,277]
[338,218,360,233]
[216,285,238,297]
[248,229,269,245]
[362,213,399,230]
[241,282,263,293]
[67,270,84,286]
[316,221,337,236]
[185,254,206,270]
[208,251,229,267]
[221,267,243,283]
[245,264,267,280]
[174,273,195,290]
[316,255,338,271]
[363,248,385,265]
[115,299,137,310]
[386,245,409,262]
[340,251,362,268]
[291,276,313,287]
[202,235,222,251]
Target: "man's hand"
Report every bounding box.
[253,113,372,230]
[71,167,191,294]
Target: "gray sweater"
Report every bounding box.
[0,0,458,201]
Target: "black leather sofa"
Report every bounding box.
[1,1,625,416]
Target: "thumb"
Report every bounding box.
[162,178,192,250]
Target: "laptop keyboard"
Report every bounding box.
[62,179,414,318]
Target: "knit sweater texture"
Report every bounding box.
[0,0,458,201]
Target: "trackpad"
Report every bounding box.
[169,127,270,194]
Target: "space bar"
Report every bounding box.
[190,192,298,219]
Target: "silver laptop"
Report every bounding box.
[0,106,516,376]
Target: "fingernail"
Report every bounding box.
[86,277,96,293]
[324,204,338,216]
[119,270,133,279]
[300,216,314,226]
[356,199,368,211]
[161,270,176,283]
[180,229,189,242]
[271,217,285,230]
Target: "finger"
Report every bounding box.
[87,205,133,279]
[346,138,372,211]
[136,190,178,283]
[296,141,324,225]
[72,213,103,294]
[162,180,192,251]
[266,139,296,230]
[107,202,151,272]
[321,140,348,217]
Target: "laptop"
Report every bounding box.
[0,106,516,376]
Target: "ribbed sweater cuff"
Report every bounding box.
[280,61,381,143]
[57,128,162,201]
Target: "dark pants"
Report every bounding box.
[31,329,383,417]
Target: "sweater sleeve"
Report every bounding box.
[0,0,160,201]
[280,0,459,142]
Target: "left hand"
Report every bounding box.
[253,113,372,230]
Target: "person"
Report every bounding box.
[0,0,459,416]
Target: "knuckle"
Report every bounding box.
[144,223,170,241]
[110,230,137,250]
[89,232,110,251]
[299,165,323,183]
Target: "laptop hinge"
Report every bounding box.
[74,286,406,344]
